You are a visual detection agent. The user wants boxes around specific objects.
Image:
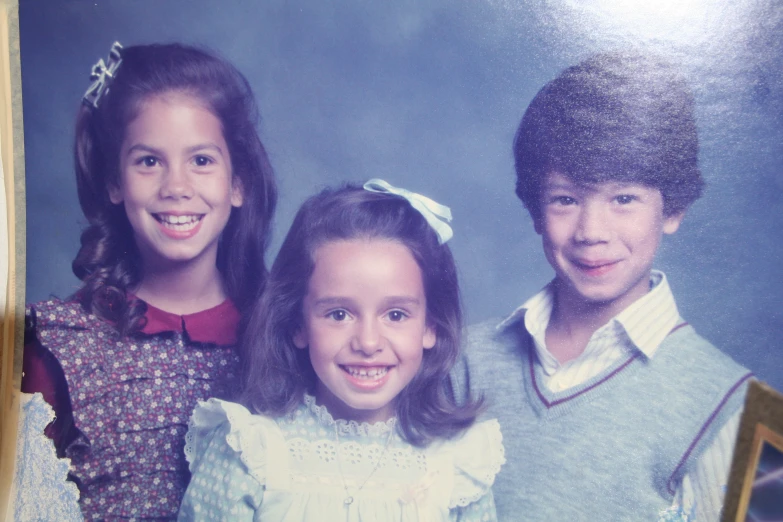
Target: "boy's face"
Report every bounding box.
[536,171,684,314]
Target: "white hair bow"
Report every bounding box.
[83,42,123,109]
[363,178,453,244]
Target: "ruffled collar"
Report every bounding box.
[302,394,398,438]
[139,298,239,345]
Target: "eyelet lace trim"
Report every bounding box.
[449,418,506,509]
[303,394,397,437]
[184,399,269,485]
[286,436,426,472]
[185,399,507,511]
[14,393,82,522]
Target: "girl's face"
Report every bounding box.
[294,238,436,423]
[110,93,243,270]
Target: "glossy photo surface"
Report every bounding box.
[18,1,783,393]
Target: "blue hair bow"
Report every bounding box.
[363,178,453,244]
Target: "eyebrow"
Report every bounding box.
[383,296,423,307]
[125,144,161,157]
[310,296,423,308]
[542,181,577,192]
[543,180,644,193]
[186,143,225,156]
[124,143,225,158]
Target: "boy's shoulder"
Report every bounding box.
[465,316,504,341]
[465,284,548,358]
[659,323,750,378]
[461,315,532,390]
[642,324,751,442]
[466,315,528,356]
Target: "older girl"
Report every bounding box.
[22,42,276,520]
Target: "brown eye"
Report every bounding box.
[139,156,158,168]
[615,195,637,204]
[549,195,576,206]
[194,155,213,167]
[327,310,348,321]
[388,310,407,322]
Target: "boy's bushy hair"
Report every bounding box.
[239,184,483,446]
[514,51,703,221]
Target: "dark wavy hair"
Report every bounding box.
[239,184,483,446]
[513,51,703,222]
[71,43,277,334]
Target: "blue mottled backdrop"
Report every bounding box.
[19,0,783,391]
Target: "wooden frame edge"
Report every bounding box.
[0,0,25,519]
[722,380,783,521]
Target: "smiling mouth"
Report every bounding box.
[572,259,619,276]
[341,365,390,380]
[153,213,204,232]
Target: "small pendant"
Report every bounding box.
[344,496,354,505]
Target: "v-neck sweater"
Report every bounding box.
[462,318,750,521]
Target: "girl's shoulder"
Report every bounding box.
[430,418,506,510]
[27,297,104,331]
[184,399,286,486]
[26,298,117,359]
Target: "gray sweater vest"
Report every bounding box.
[460,318,751,521]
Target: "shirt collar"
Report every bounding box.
[139,298,240,345]
[497,270,681,360]
[613,270,680,358]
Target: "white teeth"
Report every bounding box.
[156,214,202,231]
[344,366,389,379]
[158,214,199,224]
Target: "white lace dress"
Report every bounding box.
[178,396,505,521]
[12,393,83,522]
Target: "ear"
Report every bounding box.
[422,324,436,350]
[662,211,685,235]
[293,327,308,349]
[108,184,123,205]
[231,177,244,208]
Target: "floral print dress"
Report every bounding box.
[23,298,241,521]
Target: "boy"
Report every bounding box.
[463,53,752,520]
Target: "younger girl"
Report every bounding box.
[179,181,505,521]
[22,42,277,520]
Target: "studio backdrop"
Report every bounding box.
[19,0,783,390]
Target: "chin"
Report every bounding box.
[569,283,627,305]
[344,397,385,411]
[345,399,395,420]
[156,246,209,263]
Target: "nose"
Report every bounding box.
[573,201,610,244]
[351,318,383,356]
[159,163,194,200]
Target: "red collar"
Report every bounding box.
[139,298,240,345]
